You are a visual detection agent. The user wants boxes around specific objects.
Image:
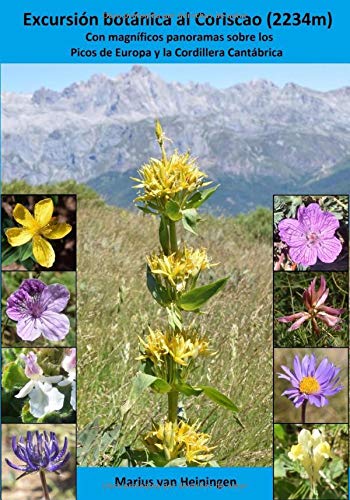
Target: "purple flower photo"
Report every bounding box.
[3,425,75,500]
[274,196,348,271]
[274,349,348,424]
[278,203,342,267]
[6,278,70,342]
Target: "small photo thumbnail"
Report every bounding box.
[2,347,76,424]
[2,194,76,271]
[274,272,348,348]
[274,348,348,424]
[274,423,348,500]
[2,271,76,347]
[2,423,76,499]
[274,195,348,272]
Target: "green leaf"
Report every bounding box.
[187,185,219,209]
[175,383,202,397]
[175,382,243,427]
[164,457,187,467]
[2,362,28,391]
[2,246,21,266]
[165,200,182,221]
[146,265,169,307]
[121,372,171,417]
[21,403,37,423]
[199,386,239,413]
[18,241,33,262]
[181,208,198,234]
[38,412,62,423]
[178,277,229,311]
[136,205,157,215]
[159,215,169,254]
[274,424,286,442]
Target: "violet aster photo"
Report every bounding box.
[2,272,76,347]
[2,425,76,500]
[274,349,348,424]
[274,195,348,271]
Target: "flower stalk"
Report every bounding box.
[131,121,238,466]
[39,469,51,500]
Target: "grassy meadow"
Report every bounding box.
[3,181,272,467]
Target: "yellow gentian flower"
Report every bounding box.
[137,327,212,368]
[5,198,72,268]
[147,246,212,292]
[132,151,211,207]
[144,420,215,464]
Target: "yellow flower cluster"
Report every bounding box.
[138,327,211,367]
[132,151,210,207]
[288,428,332,491]
[147,246,211,292]
[144,420,215,464]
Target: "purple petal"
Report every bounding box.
[38,311,70,341]
[289,243,318,267]
[5,458,29,472]
[278,218,306,246]
[298,203,323,232]
[316,237,342,263]
[314,358,331,379]
[293,355,303,380]
[317,211,340,238]
[279,365,299,386]
[40,284,70,313]
[17,317,42,341]
[47,451,71,472]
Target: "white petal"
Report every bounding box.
[58,377,71,387]
[15,381,35,399]
[28,382,64,418]
[43,375,63,384]
[70,380,76,411]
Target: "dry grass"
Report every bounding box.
[77,200,272,466]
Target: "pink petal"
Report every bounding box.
[297,203,323,232]
[317,211,340,238]
[289,244,318,267]
[317,304,346,316]
[316,237,342,263]
[17,317,42,341]
[317,312,342,327]
[278,218,306,246]
[277,312,307,323]
[38,311,70,341]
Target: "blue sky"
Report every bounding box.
[2,63,349,92]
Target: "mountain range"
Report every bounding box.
[2,65,350,213]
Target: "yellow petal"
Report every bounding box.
[5,227,33,247]
[41,219,72,239]
[32,235,55,268]
[12,204,37,229]
[34,198,54,228]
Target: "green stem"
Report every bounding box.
[168,391,179,423]
[167,221,179,424]
[168,220,178,253]
[39,470,51,500]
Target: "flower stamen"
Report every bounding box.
[299,376,320,394]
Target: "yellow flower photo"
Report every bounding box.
[2,195,76,270]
